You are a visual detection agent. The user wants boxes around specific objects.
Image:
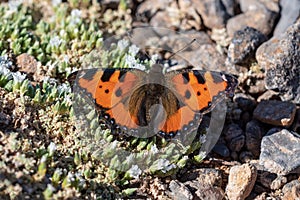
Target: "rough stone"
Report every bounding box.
[137,0,171,20]
[273,0,300,36]
[164,30,213,53]
[245,120,265,157]
[187,181,224,200]
[249,159,266,172]
[101,0,121,9]
[179,168,223,186]
[179,44,227,71]
[191,0,230,29]
[149,11,178,28]
[259,129,300,175]
[252,186,268,197]
[139,0,204,30]
[178,0,203,30]
[270,175,287,190]
[226,163,257,200]
[282,180,300,200]
[227,27,267,65]
[169,180,193,200]
[213,142,230,157]
[248,79,266,94]
[239,0,280,13]
[253,100,297,126]
[129,29,212,63]
[259,171,277,189]
[0,112,11,126]
[224,124,245,152]
[221,0,236,16]
[234,93,257,112]
[292,108,300,132]
[257,90,280,102]
[239,151,254,163]
[256,21,300,104]
[16,53,38,75]
[226,9,278,37]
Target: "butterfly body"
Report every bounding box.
[75,64,237,138]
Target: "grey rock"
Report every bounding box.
[129,28,212,63]
[169,180,193,200]
[249,159,266,171]
[234,93,257,112]
[292,108,300,132]
[0,112,11,126]
[240,111,251,125]
[147,30,229,70]
[179,44,228,71]
[226,9,278,37]
[273,0,300,36]
[230,108,243,121]
[221,0,236,16]
[231,151,239,160]
[228,27,267,65]
[138,0,205,30]
[239,151,254,163]
[245,120,265,157]
[259,171,277,189]
[257,90,279,102]
[270,175,287,190]
[248,79,266,94]
[230,135,246,153]
[252,186,268,197]
[192,0,231,29]
[178,0,203,30]
[256,21,300,104]
[240,0,280,13]
[165,30,213,53]
[213,143,230,157]
[265,127,282,135]
[137,0,171,20]
[224,124,244,141]
[149,11,176,28]
[186,181,224,200]
[224,124,245,152]
[179,168,223,186]
[100,0,120,9]
[282,179,300,199]
[226,163,257,200]
[259,129,300,175]
[253,100,297,126]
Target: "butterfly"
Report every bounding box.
[74,64,238,139]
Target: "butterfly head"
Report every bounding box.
[149,63,167,75]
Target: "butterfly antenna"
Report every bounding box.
[167,38,197,60]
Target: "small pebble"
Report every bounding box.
[226,163,257,200]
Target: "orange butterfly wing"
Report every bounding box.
[75,68,237,138]
[171,71,236,112]
[159,70,237,135]
[76,68,145,129]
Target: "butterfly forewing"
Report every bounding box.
[170,70,235,114]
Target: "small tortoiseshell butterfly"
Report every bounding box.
[74,64,237,139]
